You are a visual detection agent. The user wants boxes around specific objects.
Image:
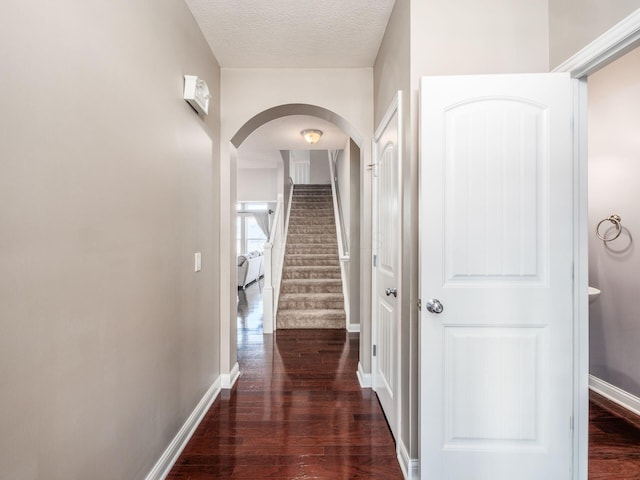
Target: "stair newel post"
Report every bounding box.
[262,193,286,334]
[262,241,274,334]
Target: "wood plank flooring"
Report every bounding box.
[167,280,404,479]
[589,391,640,479]
[168,279,640,479]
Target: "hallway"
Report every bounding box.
[167,280,404,479]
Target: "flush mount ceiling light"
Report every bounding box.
[301,129,323,145]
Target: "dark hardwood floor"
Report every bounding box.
[589,391,640,479]
[167,279,404,479]
[167,278,640,479]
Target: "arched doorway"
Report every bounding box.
[221,103,370,388]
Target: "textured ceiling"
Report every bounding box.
[238,115,348,169]
[185,0,396,67]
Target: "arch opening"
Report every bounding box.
[231,103,364,149]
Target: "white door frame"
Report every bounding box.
[371,91,403,444]
[553,9,640,480]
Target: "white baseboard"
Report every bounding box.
[589,374,640,416]
[357,361,371,388]
[347,323,360,333]
[398,440,419,480]
[145,378,221,480]
[221,362,240,389]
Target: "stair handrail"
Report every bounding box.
[262,180,295,333]
[328,151,349,260]
[328,151,350,327]
[276,179,295,319]
[262,193,283,333]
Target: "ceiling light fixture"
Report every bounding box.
[301,129,323,145]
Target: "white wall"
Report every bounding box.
[237,168,278,201]
[0,1,221,478]
[588,45,640,397]
[219,67,374,378]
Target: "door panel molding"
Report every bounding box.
[419,74,575,479]
[371,91,403,444]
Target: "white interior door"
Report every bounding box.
[419,74,576,479]
[372,93,402,441]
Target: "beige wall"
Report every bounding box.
[0,1,221,479]
[237,168,279,201]
[411,0,549,80]
[348,140,362,331]
[373,0,416,461]
[310,150,331,184]
[588,46,640,397]
[549,0,640,68]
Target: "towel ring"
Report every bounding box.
[596,214,622,242]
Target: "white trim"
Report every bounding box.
[571,78,590,480]
[589,375,640,416]
[145,378,221,480]
[553,8,640,77]
[220,362,240,389]
[347,323,360,333]
[397,440,419,480]
[357,361,371,388]
[553,10,640,480]
[371,90,403,444]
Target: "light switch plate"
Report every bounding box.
[194,252,202,272]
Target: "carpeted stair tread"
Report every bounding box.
[286,246,338,255]
[277,184,346,330]
[285,254,339,267]
[282,267,342,279]
[288,226,336,234]
[276,309,346,329]
[286,235,338,245]
[278,293,344,310]
[280,278,343,294]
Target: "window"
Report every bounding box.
[236,202,269,254]
[245,216,266,252]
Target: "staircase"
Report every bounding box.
[277,184,346,329]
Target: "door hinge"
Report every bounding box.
[373,254,377,267]
[373,344,377,357]
[418,299,422,311]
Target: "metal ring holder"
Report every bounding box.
[596,214,622,242]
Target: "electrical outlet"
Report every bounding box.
[194,252,202,272]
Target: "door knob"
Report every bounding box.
[426,298,443,314]
[385,287,398,298]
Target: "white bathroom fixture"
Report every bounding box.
[588,286,601,303]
